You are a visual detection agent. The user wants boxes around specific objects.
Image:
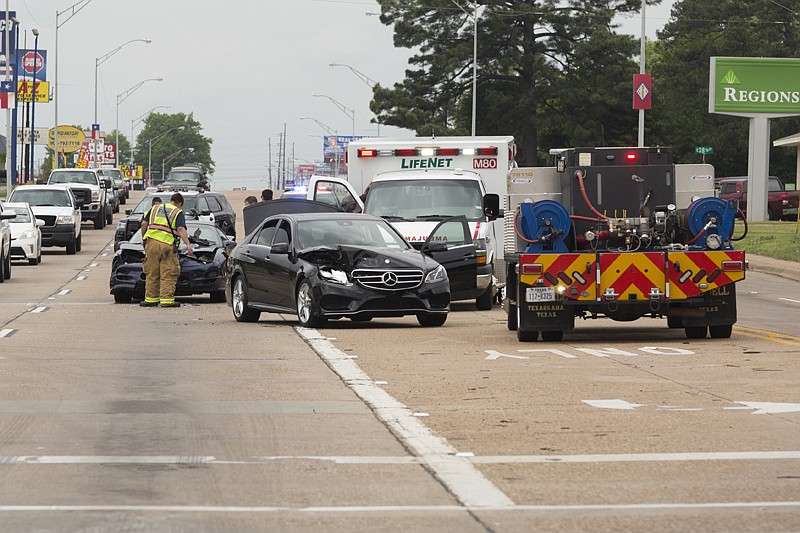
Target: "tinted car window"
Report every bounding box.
[207,197,222,212]
[274,220,291,246]
[49,171,97,185]
[256,220,279,245]
[197,197,209,212]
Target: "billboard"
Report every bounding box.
[16,49,47,81]
[323,135,368,157]
[0,11,17,75]
[710,57,800,115]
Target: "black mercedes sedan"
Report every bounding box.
[225,212,466,327]
[110,221,235,304]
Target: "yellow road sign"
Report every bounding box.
[17,80,49,103]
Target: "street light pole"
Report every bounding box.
[54,0,94,170]
[29,29,39,182]
[115,77,163,166]
[148,125,184,187]
[329,63,381,136]
[312,94,355,137]
[94,38,151,168]
[162,147,193,180]
[450,0,478,136]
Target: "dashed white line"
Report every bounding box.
[57,290,71,296]
[779,297,800,304]
[0,329,15,338]
[30,307,48,314]
[76,276,87,281]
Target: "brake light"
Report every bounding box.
[722,261,744,272]
[358,149,377,158]
[625,152,637,162]
[394,149,418,157]
[521,263,543,275]
[476,147,498,156]
[437,148,459,156]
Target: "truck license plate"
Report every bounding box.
[526,287,555,302]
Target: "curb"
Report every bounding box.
[747,254,800,282]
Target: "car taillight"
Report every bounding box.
[521,263,543,275]
[722,261,744,272]
[476,147,498,156]
[625,152,637,162]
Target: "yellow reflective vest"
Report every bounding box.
[144,203,182,246]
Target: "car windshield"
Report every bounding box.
[132,196,197,215]
[130,223,221,245]
[100,169,123,179]
[297,219,410,250]
[9,189,71,207]
[8,207,31,222]
[365,179,484,220]
[167,171,202,183]
[49,170,97,185]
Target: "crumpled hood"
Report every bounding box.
[297,244,434,271]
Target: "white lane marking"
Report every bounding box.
[76,276,87,281]
[730,401,800,414]
[30,307,48,314]
[485,350,530,360]
[0,329,15,338]
[0,502,799,513]
[90,263,99,267]
[779,297,800,304]
[296,326,514,508]
[583,399,645,410]
[57,290,71,296]
[4,451,800,466]
[101,253,108,257]
[518,348,576,359]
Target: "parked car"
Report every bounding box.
[0,199,16,281]
[110,220,234,304]
[114,191,236,250]
[5,202,43,265]
[717,176,800,221]
[225,210,454,327]
[97,167,129,201]
[160,164,210,191]
[8,185,83,254]
[106,180,121,214]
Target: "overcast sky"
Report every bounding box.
[10,0,675,184]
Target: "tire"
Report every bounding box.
[114,291,132,304]
[3,251,10,280]
[231,276,260,322]
[209,290,226,303]
[709,324,733,338]
[66,237,77,255]
[0,249,5,283]
[120,196,126,205]
[29,257,38,266]
[76,234,82,252]
[94,213,104,230]
[507,302,518,331]
[517,328,539,342]
[767,207,777,221]
[417,313,447,327]
[667,315,682,329]
[476,283,494,310]
[106,209,114,226]
[685,326,708,339]
[541,330,564,342]
[296,280,324,328]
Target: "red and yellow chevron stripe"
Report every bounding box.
[667,250,746,299]
[599,252,666,301]
[519,253,596,301]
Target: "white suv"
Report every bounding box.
[0,199,17,281]
[9,185,83,255]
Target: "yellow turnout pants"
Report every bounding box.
[142,238,180,305]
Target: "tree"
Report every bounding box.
[647,0,800,182]
[372,0,652,165]
[134,112,214,180]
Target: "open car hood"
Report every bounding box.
[296,244,429,271]
[243,199,339,236]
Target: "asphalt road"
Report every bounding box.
[0,188,797,532]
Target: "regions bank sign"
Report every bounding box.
[710,57,800,115]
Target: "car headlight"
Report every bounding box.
[19,229,37,239]
[424,264,448,284]
[57,215,74,224]
[319,268,351,285]
[116,221,125,230]
[91,191,100,201]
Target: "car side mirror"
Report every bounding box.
[483,193,501,221]
[75,201,84,209]
[270,242,290,254]
[103,179,113,189]
[125,209,132,215]
[0,210,16,220]
[422,241,448,253]
[36,219,45,227]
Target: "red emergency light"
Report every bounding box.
[394,149,419,157]
[625,152,638,162]
[436,148,460,156]
[476,147,498,156]
[358,149,377,158]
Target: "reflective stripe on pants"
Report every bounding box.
[142,238,180,304]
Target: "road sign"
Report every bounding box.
[694,146,714,155]
[22,51,44,75]
[633,74,652,110]
[16,127,49,145]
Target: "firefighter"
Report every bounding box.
[139,192,194,308]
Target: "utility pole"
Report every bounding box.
[267,137,272,190]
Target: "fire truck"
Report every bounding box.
[505,147,747,341]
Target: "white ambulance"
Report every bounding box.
[306,136,516,310]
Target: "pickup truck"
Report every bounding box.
[47,168,114,229]
[717,175,799,221]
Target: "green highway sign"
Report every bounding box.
[694,146,714,155]
[710,57,800,115]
